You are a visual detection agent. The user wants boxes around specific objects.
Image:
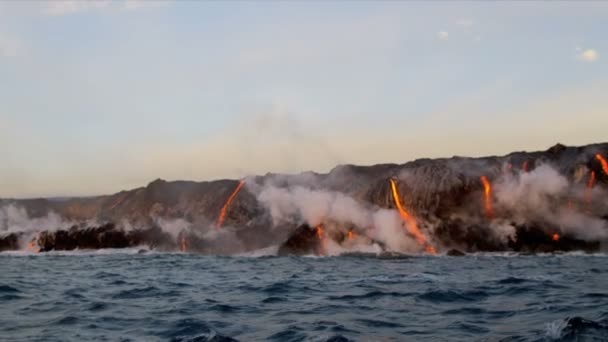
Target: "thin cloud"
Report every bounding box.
[437,31,449,40]
[42,0,169,16]
[0,33,20,57]
[456,18,474,27]
[123,0,171,12]
[44,0,110,16]
[577,49,599,62]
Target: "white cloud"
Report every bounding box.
[123,0,170,11]
[43,0,169,16]
[44,0,111,16]
[0,33,20,57]
[456,18,474,27]
[577,49,599,62]
[437,31,449,40]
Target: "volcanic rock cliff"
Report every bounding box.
[1,143,607,255]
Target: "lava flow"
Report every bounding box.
[316,224,326,255]
[586,171,596,204]
[480,176,494,218]
[552,233,560,242]
[522,160,529,172]
[216,180,245,229]
[25,235,39,253]
[389,179,436,254]
[109,193,128,210]
[596,154,608,176]
[181,235,188,252]
[347,230,355,241]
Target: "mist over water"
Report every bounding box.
[1,252,607,341]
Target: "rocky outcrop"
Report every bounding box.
[0,233,21,252]
[1,142,607,254]
[34,223,176,252]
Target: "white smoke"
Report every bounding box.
[258,185,372,228]
[370,209,420,253]
[488,221,517,243]
[495,164,569,217]
[494,163,608,241]
[0,204,68,234]
[257,185,426,254]
[152,217,191,240]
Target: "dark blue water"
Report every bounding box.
[1,251,607,341]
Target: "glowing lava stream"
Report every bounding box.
[26,235,40,253]
[480,176,494,218]
[181,235,188,253]
[316,225,326,255]
[596,154,608,176]
[216,180,245,229]
[109,193,128,210]
[389,179,436,254]
[552,233,560,242]
[522,161,529,173]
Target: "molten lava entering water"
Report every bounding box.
[522,161,529,172]
[389,179,436,254]
[596,154,608,176]
[26,235,39,253]
[553,233,560,242]
[480,176,494,218]
[181,235,188,252]
[347,230,355,241]
[216,180,245,229]
[316,225,326,255]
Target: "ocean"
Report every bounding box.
[1,251,607,341]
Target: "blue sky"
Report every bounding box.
[0,1,606,197]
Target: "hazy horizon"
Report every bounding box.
[1,1,607,198]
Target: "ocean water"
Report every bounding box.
[1,251,607,342]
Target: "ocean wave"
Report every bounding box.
[1,253,606,341]
[545,316,608,341]
[416,289,489,303]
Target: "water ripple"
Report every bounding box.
[0,253,606,341]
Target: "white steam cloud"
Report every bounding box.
[0,205,67,234]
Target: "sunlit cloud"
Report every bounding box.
[437,31,449,40]
[577,49,599,62]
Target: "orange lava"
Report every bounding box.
[587,170,596,189]
[216,180,245,229]
[480,176,494,218]
[552,233,560,242]
[522,161,529,172]
[389,179,436,254]
[316,224,326,255]
[25,236,39,253]
[180,235,188,252]
[596,154,608,176]
[109,193,127,210]
[347,230,355,241]
[316,225,324,240]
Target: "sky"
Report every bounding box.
[0,1,607,198]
